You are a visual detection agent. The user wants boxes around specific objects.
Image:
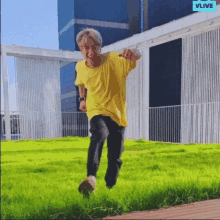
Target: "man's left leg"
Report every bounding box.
[105,118,125,188]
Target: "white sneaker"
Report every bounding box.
[78,176,96,197]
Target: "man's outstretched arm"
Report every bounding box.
[119,48,141,63]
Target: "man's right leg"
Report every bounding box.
[87,115,109,178]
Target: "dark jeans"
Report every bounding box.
[87,115,125,187]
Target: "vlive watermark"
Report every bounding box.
[193,0,217,12]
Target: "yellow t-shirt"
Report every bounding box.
[74,52,136,127]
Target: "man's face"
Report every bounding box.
[79,34,101,62]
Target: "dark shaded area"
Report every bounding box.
[149,39,182,143]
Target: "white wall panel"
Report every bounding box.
[124,45,146,141]
[181,28,220,143]
[15,57,62,140]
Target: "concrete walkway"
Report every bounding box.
[102,198,220,219]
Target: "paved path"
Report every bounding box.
[102,198,220,219]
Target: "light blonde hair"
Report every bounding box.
[76,28,102,49]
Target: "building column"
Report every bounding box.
[143,0,148,31]
[1,49,11,141]
[143,42,150,141]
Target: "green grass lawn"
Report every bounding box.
[1,136,220,220]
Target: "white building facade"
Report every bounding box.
[1,5,220,143]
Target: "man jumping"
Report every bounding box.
[75,28,141,198]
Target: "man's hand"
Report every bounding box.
[80,100,87,112]
[119,49,138,62]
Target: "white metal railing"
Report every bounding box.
[1,102,219,144]
[146,102,220,144]
[0,111,90,141]
[125,102,219,144]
